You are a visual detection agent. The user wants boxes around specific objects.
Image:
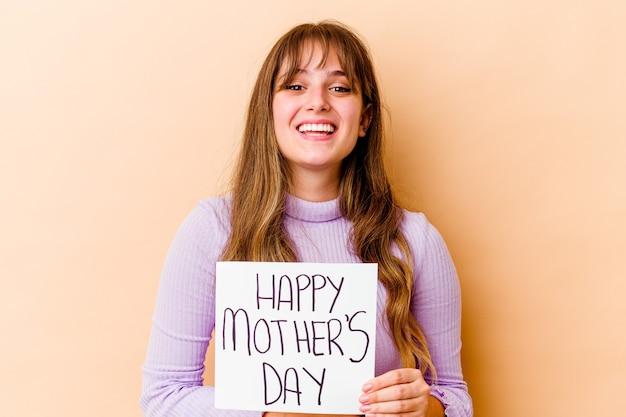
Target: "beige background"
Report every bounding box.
[1,1,624,416]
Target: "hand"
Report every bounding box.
[358,369,443,417]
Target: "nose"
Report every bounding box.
[306,85,330,112]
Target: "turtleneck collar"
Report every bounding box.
[284,194,342,223]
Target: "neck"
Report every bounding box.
[289,167,341,202]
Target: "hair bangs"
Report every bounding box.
[273,24,362,96]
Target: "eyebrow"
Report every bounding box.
[294,68,347,78]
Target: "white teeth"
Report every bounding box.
[298,123,335,134]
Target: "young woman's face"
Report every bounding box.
[272,43,371,187]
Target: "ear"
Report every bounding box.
[358,103,373,137]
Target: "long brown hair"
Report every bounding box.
[221,20,436,378]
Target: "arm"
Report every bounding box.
[359,213,472,417]
[410,215,473,416]
[140,201,263,417]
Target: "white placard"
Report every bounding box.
[215,261,378,414]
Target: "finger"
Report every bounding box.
[360,380,429,405]
[359,395,428,417]
[362,368,425,394]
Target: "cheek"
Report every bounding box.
[272,96,296,125]
[341,99,364,121]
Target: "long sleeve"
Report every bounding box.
[404,212,473,417]
[141,197,472,416]
[140,200,262,417]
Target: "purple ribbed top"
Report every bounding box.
[140,195,472,416]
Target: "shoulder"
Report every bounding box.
[191,194,233,236]
[400,209,460,298]
[399,209,442,246]
[398,209,453,267]
[195,194,232,226]
[169,195,233,255]
[176,194,230,226]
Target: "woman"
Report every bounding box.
[140,20,473,417]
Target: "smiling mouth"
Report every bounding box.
[297,123,336,136]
